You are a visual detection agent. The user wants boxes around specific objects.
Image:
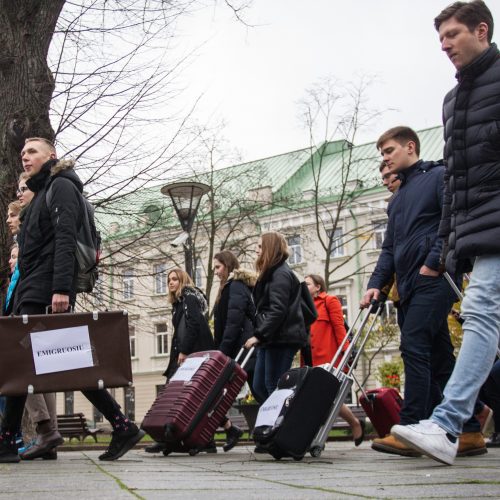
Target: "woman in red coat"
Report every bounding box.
[305,274,365,446]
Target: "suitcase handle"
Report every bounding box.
[235,347,255,370]
[45,305,74,314]
[327,298,385,374]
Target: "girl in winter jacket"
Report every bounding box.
[245,232,308,403]
[146,269,216,455]
[163,268,214,379]
[213,250,257,451]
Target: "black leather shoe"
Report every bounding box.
[223,425,243,452]
[201,439,217,453]
[99,426,145,461]
[21,431,64,460]
[145,442,166,453]
[354,419,366,447]
[42,449,58,460]
[0,439,20,464]
[486,432,500,448]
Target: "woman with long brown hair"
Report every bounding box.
[245,232,308,403]
[304,274,365,446]
[213,250,257,451]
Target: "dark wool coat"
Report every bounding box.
[213,269,257,359]
[368,160,445,303]
[252,259,307,349]
[163,286,214,379]
[439,43,500,273]
[15,159,84,310]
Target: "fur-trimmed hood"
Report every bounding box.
[230,268,257,288]
[182,285,208,315]
[50,158,76,176]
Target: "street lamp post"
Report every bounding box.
[161,181,211,278]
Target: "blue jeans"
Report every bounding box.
[252,347,297,404]
[432,255,500,437]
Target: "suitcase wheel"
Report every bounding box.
[309,446,323,458]
[162,450,171,457]
[293,456,303,461]
[189,448,200,456]
[271,452,282,460]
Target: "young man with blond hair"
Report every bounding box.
[0,138,144,463]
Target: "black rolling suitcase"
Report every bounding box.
[253,300,384,460]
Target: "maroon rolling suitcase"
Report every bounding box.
[141,349,252,455]
[359,387,402,438]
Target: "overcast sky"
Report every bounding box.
[172,0,500,163]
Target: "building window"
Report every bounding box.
[336,294,349,325]
[155,323,169,355]
[156,384,165,396]
[93,277,104,307]
[194,258,203,288]
[93,407,103,423]
[287,235,303,265]
[124,387,135,422]
[123,269,134,299]
[328,228,345,258]
[64,391,74,415]
[373,221,387,250]
[129,325,136,358]
[154,263,167,294]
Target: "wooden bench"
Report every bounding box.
[57,413,104,443]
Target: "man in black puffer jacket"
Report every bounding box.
[0,138,144,464]
[362,126,482,457]
[392,1,500,466]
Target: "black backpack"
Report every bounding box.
[299,281,318,327]
[46,184,101,293]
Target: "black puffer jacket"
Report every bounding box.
[15,159,83,310]
[163,286,214,379]
[439,43,500,274]
[253,259,307,349]
[214,269,257,359]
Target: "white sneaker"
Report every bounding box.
[391,420,458,465]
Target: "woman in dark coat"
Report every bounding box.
[245,232,308,403]
[146,268,215,455]
[163,268,214,379]
[213,250,257,451]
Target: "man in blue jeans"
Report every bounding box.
[361,126,484,457]
[392,0,500,465]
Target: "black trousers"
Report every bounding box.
[1,303,123,435]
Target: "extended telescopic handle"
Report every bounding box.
[443,272,500,359]
[234,347,255,370]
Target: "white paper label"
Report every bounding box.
[31,326,94,375]
[170,357,206,382]
[254,389,293,428]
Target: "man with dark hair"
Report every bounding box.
[380,161,401,194]
[361,126,485,457]
[392,0,500,465]
[0,138,145,463]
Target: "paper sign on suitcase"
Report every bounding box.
[0,311,133,396]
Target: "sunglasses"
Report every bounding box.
[16,186,29,195]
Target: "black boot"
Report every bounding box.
[223,425,243,452]
[0,433,20,463]
[99,424,145,461]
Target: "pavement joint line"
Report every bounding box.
[168,457,375,498]
[82,452,145,500]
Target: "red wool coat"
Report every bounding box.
[310,292,347,366]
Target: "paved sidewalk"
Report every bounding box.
[0,442,498,499]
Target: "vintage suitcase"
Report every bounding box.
[0,310,133,396]
[141,349,252,455]
[253,300,385,460]
[359,387,402,438]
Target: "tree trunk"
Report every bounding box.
[0,0,65,298]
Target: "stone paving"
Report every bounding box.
[0,442,499,499]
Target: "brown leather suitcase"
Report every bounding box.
[0,310,133,396]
